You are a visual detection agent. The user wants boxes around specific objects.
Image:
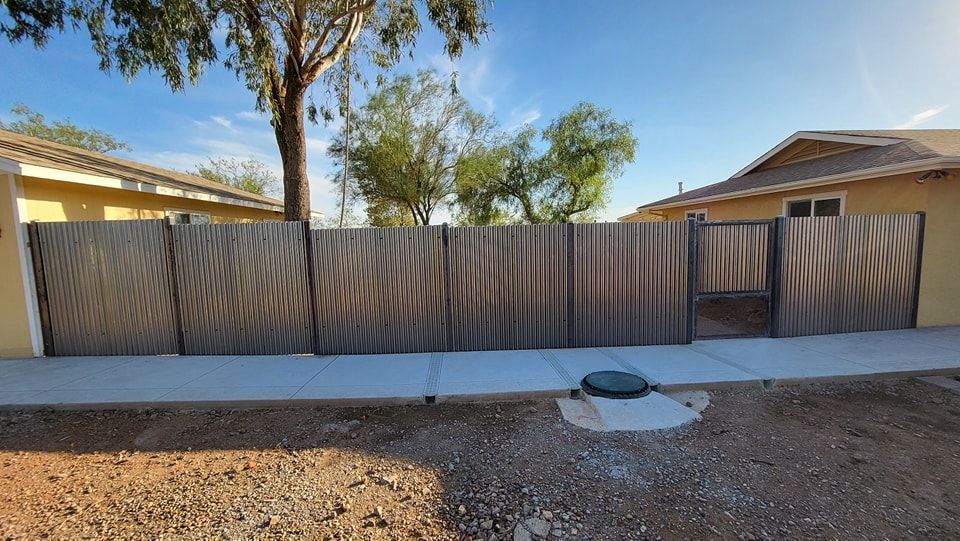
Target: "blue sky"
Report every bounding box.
[1,0,959,221]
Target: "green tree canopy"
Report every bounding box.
[331,70,495,226]
[0,103,131,153]
[193,157,281,196]
[457,102,638,224]
[1,0,491,221]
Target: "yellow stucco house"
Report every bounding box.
[621,129,960,328]
[0,129,290,358]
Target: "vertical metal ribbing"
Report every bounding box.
[27,222,55,356]
[685,218,698,344]
[910,211,926,328]
[566,222,575,348]
[302,220,321,354]
[441,223,455,351]
[768,216,785,338]
[163,219,186,355]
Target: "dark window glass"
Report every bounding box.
[813,198,841,216]
[787,200,812,217]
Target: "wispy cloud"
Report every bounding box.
[506,107,542,131]
[210,115,234,130]
[894,105,948,129]
[236,110,264,121]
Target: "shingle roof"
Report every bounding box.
[0,129,283,209]
[643,130,960,208]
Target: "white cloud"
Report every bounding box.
[211,115,234,130]
[236,110,264,121]
[894,105,948,129]
[306,137,331,154]
[506,107,542,131]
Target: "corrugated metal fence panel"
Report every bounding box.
[777,214,920,337]
[572,221,688,347]
[173,222,312,354]
[448,224,568,350]
[37,220,177,355]
[697,222,770,293]
[311,226,446,354]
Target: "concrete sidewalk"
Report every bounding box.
[1,327,959,410]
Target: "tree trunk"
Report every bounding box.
[274,86,311,221]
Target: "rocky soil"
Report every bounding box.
[0,379,958,540]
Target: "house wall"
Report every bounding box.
[21,177,282,223]
[655,171,960,327]
[1,174,36,358]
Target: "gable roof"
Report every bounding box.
[641,130,960,210]
[0,129,284,211]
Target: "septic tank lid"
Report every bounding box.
[581,370,651,399]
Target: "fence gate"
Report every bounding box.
[693,220,775,339]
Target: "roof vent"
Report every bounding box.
[581,371,651,399]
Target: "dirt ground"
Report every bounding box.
[0,379,958,540]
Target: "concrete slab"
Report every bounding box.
[0,391,42,405]
[181,355,333,388]
[546,348,636,381]
[159,386,302,404]
[604,345,761,389]
[24,388,174,407]
[783,331,960,365]
[916,375,960,395]
[292,384,426,405]
[559,393,701,432]
[0,356,136,391]
[690,338,876,382]
[294,353,431,404]
[882,327,960,353]
[60,356,237,390]
[437,350,568,402]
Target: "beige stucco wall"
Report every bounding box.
[22,177,283,223]
[653,171,960,327]
[0,174,35,358]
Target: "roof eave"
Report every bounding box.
[640,156,960,212]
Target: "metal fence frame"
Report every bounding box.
[28,213,927,356]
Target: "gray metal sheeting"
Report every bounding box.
[697,222,770,293]
[310,226,446,354]
[37,220,177,355]
[572,221,689,346]
[173,222,312,354]
[777,214,920,337]
[448,224,568,350]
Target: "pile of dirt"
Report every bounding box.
[0,379,958,539]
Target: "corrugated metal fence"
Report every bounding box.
[28,213,924,356]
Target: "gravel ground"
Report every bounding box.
[0,379,958,540]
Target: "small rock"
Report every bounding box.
[268,515,281,528]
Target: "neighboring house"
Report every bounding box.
[621,129,960,327]
[0,129,301,358]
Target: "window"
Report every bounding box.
[685,208,708,222]
[783,192,845,217]
[165,209,211,225]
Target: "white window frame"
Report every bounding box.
[684,208,709,222]
[781,191,846,217]
[164,207,212,225]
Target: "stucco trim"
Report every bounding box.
[641,157,960,212]
[7,173,43,357]
[3,160,284,213]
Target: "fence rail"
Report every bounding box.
[28,214,925,356]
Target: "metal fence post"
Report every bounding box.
[26,222,55,356]
[768,216,786,338]
[162,219,187,355]
[910,211,927,328]
[566,222,576,348]
[441,223,455,351]
[302,220,322,354]
[685,218,698,343]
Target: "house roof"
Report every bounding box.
[641,130,960,209]
[0,129,284,211]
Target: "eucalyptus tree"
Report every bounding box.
[1,0,490,220]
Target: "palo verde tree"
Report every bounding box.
[332,70,495,226]
[457,102,638,224]
[193,157,281,196]
[1,0,491,220]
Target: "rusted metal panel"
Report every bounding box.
[572,221,689,347]
[776,214,921,337]
[697,222,770,294]
[37,220,177,355]
[310,226,446,354]
[173,221,312,354]
[448,224,568,351]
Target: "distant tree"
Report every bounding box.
[331,70,495,226]
[0,103,131,153]
[193,157,280,196]
[1,0,491,221]
[457,102,638,224]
